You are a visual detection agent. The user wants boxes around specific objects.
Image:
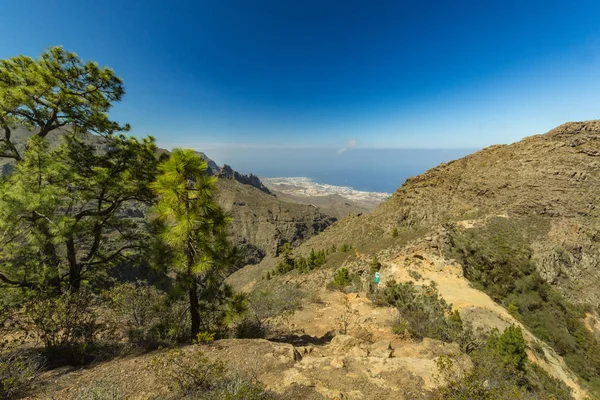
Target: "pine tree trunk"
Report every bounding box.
[67,238,81,293]
[189,277,201,340]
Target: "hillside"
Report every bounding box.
[227,120,600,398]
[216,178,335,265]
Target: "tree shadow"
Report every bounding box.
[269,330,335,346]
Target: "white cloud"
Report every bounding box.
[337,139,358,155]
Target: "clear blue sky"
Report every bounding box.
[1,0,600,151]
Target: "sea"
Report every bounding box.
[208,148,476,194]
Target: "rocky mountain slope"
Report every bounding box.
[227,120,600,398]
[216,178,335,265]
[260,120,600,304]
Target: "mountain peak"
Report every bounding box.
[545,119,600,139]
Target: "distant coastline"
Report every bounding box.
[261,176,390,205]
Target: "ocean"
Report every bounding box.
[207,148,477,193]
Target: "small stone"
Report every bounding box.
[370,340,393,358]
[330,356,346,369]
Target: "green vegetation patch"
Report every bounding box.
[372,280,465,343]
[432,326,572,400]
[447,217,600,394]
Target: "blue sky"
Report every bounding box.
[1,0,600,152]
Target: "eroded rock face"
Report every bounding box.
[217,179,337,268]
[218,164,273,195]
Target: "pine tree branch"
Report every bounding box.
[0,272,35,288]
[84,244,139,267]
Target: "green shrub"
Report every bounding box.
[391,227,399,238]
[103,281,165,329]
[247,285,304,321]
[235,316,266,339]
[0,347,43,400]
[77,382,122,400]
[148,298,191,345]
[408,270,423,281]
[340,243,351,253]
[151,348,226,394]
[102,281,167,348]
[526,363,573,400]
[370,256,381,273]
[373,280,463,342]
[486,326,527,373]
[24,292,106,365]
[328,268,354,291]
[194,332,216,344]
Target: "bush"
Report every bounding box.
[102,281,168,348]
[150,298,192,345]
[151,348,276,399]
[354,326,374,343]
[235,316,266,339]
[0,347,43,400]
[151,348,226,394]
[103,281,165,329]
[373,280,463,342]
[486,326,527,373]
[340,243,351,253]
[328,268,354,291]
[77,382,122,400]
[370,256,381,273]
[24,292,106,365]
[408,270,423,281]
[247,285,304,321]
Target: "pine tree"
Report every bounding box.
[0,46,128,162]
[370,255,382,273]
[150,149,240,339]
[0,47,157,295]
[0,133,158,294]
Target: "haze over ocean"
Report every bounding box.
[206,148,474,193]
